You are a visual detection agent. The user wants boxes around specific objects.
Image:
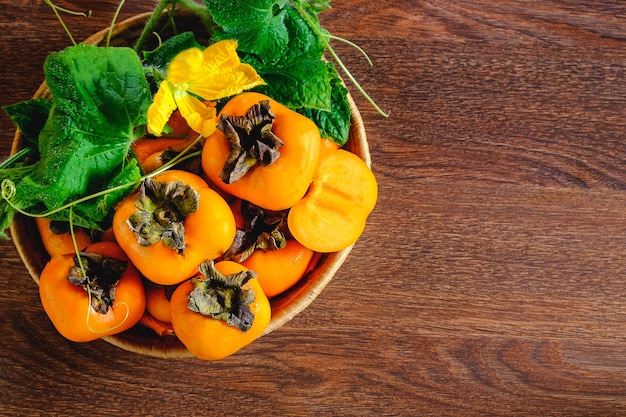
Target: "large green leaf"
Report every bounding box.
[7,44,150,230]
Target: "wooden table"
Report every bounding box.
[2,1,626,415]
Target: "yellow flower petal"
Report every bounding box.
[189,63,265,100]
[201,40,242,73]
[174,91,217,137]
[167,48,205,86]
[147,80,177,136]
[188,40,265,100]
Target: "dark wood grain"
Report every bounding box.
[2,1,626,415]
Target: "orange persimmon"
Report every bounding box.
[132,137,194,165]
[319,136,341,155]
[202,92,320,211]
[141,284,175,336]
[145,285,172,323]
[132,136,197,172]
[99,227,117,243]
[288,147,378,252]
[132,109,199,172]
[36,218,92,258]
[241,238,315,298]
[112,170,236,285]
[38,241,146,342]
[169,260,271,360]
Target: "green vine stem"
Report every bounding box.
[325,34,373,66]
[1,135,203,222]
[133,0,172,53]
[294,3,389,118]
[176,0,215,25]
[68,207,131,334]
[105,0,127,47]
[0,148,35,171]
[44,0,92,46]
[133,0,216,53]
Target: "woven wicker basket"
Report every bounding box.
[9,11,370,358]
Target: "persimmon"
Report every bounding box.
[225,199,312,297]
[169,260,271,360]
[141,284,175,336]
[132,109,199,172]
[319,136,341,155]
[132,136,196,171]
[112,170,236,285]
[99,227,117,243]
[241,239,315,298]
[288,147,378,252]
[223,198,288,260]
[38,241,146,342]
[145,285,172,323]
[202,92,321,211]
[161,108,193,137]
[36,217,91,258]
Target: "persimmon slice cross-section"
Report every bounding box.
[288,146,378,253]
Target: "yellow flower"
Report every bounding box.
[147,40,265,137]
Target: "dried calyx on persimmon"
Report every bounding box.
[218,100,284,184]
[187,260,257,332]
[126,178,199,254]
[67,252,127,314]
[222,200,287,263]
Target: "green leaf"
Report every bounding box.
[44,44,150,135]
[68,159,142,229]
[204,0,291,65]
[143,31,203,72]
[0,204,15,240]
[240,7,330,109]
[298,64,351,145]
[279,6,326,61]
[252,57,331,110]
[202,1,350,139]
[1,44,150,232]
[3,98,52,146]
[297,0,332,14]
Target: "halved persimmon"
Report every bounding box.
[287,145,377,253]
